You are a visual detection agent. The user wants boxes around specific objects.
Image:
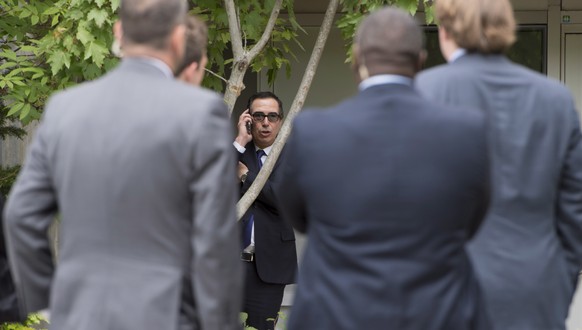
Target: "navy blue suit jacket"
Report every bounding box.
[239,143,297,284]
[277,83,491,329]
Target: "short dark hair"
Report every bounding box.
[246,91,283,115]
[176,15,208,75]
[355,7,424,70]
[120,0,187,50]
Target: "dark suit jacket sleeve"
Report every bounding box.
[275,119,307,233]
[239,149,281,210]
[556,105,582,279]
[3,106,58,316]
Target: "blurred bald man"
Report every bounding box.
[277,7,490,330]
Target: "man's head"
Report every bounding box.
[177,15,209,85]
[435,0,516,59]
[247,92,283,149]
[352,7,425,81]
[114,0,187,73]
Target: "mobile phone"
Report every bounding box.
[246,121,252,134]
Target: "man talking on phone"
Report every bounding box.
[233,91,298,330]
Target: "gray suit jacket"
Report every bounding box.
[3,58,242,330]
[417,53,582,330]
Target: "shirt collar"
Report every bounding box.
[255,144,273,156]
[449,48,467,63]
[359,74,413,91]
[132,56,174,79]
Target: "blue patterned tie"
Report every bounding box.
[243,150,266,249]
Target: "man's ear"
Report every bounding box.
[113,21,123,41]
[170,24,187,66]
[351,44,369,82]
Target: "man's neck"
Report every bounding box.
[123,47,177,75]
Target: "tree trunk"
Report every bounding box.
[236,0,340,220]
[224,58,249,114]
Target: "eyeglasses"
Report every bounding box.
[251,112,282,123]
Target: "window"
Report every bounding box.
[423,25,547,73]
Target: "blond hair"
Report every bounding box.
[435,0,516,54]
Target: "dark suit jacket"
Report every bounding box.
[417,53,582,330]
[277,83,491,330]
[239,143,297,284]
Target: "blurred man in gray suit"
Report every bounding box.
[3,0,242,329]
[417,0,582,328]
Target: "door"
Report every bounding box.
[562,24,582,116]
[562,23,582,330]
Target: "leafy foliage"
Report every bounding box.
[0,165,20,196]
[0,313,46,330]
[190,0,302,91]
[337,0,435,62]
[0,0,119,124]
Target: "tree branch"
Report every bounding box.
[237,0,340,220]
[224,0,244,57]
[204,68,229,84]
[247,0,284,59]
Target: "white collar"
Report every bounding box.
[359,74,413,91]
[255,144,273,156]
[449,49,467,63]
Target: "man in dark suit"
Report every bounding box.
[416,0,582,328]
[276,7,491,330]
[3,0,242,329]
[234,91,297,330]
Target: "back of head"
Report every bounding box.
[176,15,209,74]
[120,0,187,49]
[435,0,516,54]
[354,7,424,76]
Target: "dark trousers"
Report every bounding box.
[242,260,285,330]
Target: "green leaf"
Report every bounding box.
[20,104,32,120]
[51,15,60,27]
[68,9,84,20]
[95,0,106,7]
[0,62,17,70]
[84,41,108,67]
[111,0,121,11]
[7,102,25,117]
[19,9,32,19]
[87,8,108,27]
[0,50,18,61]
[76,24,95,45]
[43,7,61,16]
[47,50,67,75]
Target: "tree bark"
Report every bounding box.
[236,0,340,220]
